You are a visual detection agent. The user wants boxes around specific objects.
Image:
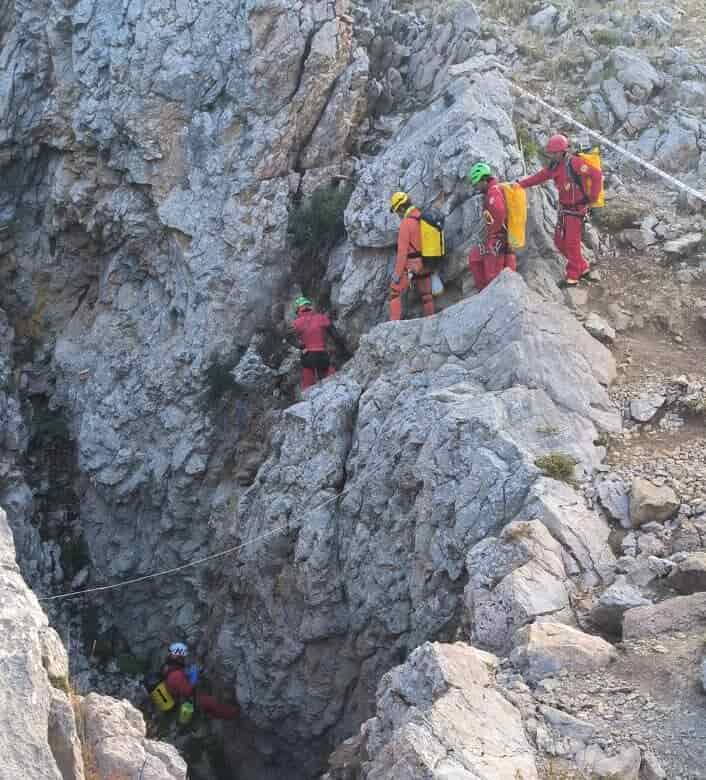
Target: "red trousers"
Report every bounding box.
[555,212,588,281]
[468,248,516,291]
[195,693,238,720]
[389,272,434,320]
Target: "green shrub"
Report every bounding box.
[592,28,622,47]
[204,354,239,406]
[535,452,577,483]
[516,125,540,166]
[288,182,354,259]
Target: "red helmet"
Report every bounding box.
[545,134,569,154]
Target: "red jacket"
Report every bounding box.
[292,310,332,352]
[483,178,507,249]
[162,663,238,720]
[394,207,422,278]
[519,155,601,210]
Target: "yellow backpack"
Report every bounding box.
[498,183,527,250]
[571,148,605,208]
[410,209,446,264]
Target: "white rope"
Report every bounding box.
[38,462,371,602]
[508,79,706,204]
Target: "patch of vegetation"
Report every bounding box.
[516,125,540,167]
[204,353,240,406]
[535,423,560,436]
[116,653,147,676]
[534,452,577,484]
[592,28,622,47]
[594,431,612,448]
[287,182,354,261]
[684,395,706,417]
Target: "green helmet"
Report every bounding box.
[467,162,492,185]
[294,296,312,313]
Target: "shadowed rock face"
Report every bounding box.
[0,506,186,780]
[207,273,619,776]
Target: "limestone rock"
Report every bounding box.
[597,477,631,528]
[0,506,81,780]
[466,520,573,652]
[642,751,667,780]
[210,275,619,773]
[630,478,679,527]
[585,312,616,344]
[528,6,559,35]
[668,552,706,594]
[590,577,652,635]
[80,694,186,780]
[622,593,706,639]
[577,743,641,780]
[629,395,665,423]
[510,622,617,683]
[361,642,539,779]
[663,232,704,258]
[611,48,664,98]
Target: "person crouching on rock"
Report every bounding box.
[388,191,435,320]
[291,296,345,391]
[517,134,601,287]
[161,642,238,720]
[467,162,516,291]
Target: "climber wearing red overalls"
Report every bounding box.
[518,134,602,286]
[388,191,434,320]
[161,643,238,720]
[291,297,344,390]
[467,162,516,291]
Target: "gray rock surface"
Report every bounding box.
[511,622,618,683]
[585,312,616,344]
[80,694,187,780]
[668,552,706,594]
[629,395,666,423]
[208,274,619,772]
[0,506,80,780]
[597,477,631,527]
[623,592,706,639]
[630,478,679,527]
[0,505,185,780]
[589,578,652,635]
[340,642,539,780]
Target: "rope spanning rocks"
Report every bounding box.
[0,507,186,780]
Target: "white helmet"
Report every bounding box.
[168,642,188,657]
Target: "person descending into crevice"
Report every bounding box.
[160,642,238,721]
[388,191,435,321]
[518,133,602,287]
[291,296,345,391]
[467,162,517,291]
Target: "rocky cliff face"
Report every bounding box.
[0,505,186,780]
[2,0,706,778]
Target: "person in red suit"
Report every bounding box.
[518,134,602,286]
[291,296,345,390]
[161,642,238,720]
[466,162,516,291]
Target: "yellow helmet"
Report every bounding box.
[389,191,410,213]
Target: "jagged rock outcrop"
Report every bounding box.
[325,642,539,780]
[0,505,186,779]
[207,272,620,775]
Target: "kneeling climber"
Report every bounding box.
[467,162,516,291]
[518,134,602,287]
[388,191,434,321]
[292,296,345,391]
[160,642,238,720]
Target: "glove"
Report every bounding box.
[185,664,200,686]
[391,273,401,286]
